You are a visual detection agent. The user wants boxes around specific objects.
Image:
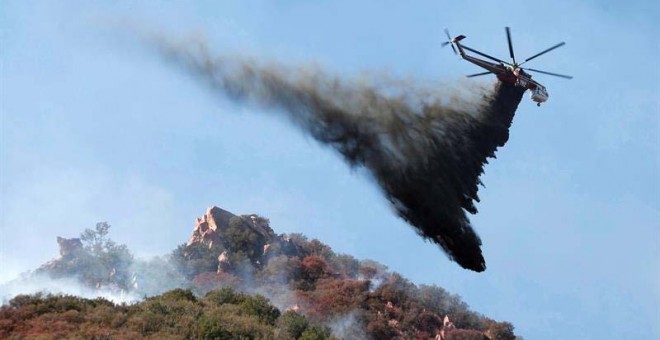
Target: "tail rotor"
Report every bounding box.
[442,28,457,55]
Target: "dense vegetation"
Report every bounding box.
[1,213,519,339]
[0,288,332,339]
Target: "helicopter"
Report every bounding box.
[443,27,572,106]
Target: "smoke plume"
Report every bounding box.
[153,37,525,272]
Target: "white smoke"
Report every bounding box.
[1,273,140,306]
[328,311,368,339]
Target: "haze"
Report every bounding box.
[1,1,658,339]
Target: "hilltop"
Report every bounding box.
[0,206,518,339]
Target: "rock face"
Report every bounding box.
[187,206,237,247]
[56,237,83,258]
[185,206,301,272]
[438,315,456,340]
[187,206,278,249]
[37,237,85,273]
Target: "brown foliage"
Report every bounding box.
[484,320,516,340]
[415,311,443,334]
[445,328,488,340]
[301,255,331,282]
[302,278,370,316]
[366,319,398,339]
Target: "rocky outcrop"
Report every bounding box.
[217,251,231,272]
[187,206,277,249]
[33,233,134,293]
[187,206,280,250]
[187,206,236,247]
[184,206,304,272]
[438,315,456,340]
[37,237,85,273]
[57,237,83,258]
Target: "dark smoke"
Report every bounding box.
[153,37,525,272]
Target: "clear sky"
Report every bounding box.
[1,1,658,339]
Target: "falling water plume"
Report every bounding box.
[152,36,526,271]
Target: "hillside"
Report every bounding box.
[0,206,519,339]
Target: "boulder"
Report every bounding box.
[56,237,83,258]
[187,206,236,247]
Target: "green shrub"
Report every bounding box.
[204,287,242,305]
[299,325,334,340]
[277,310,309,339]
[238,294,280,326]
[194,313,233,340]
[159,288,197,303]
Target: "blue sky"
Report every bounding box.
[1,1,658,339]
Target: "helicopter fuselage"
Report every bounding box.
[452,39,549,105]
[443,28,571,105]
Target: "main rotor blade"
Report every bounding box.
[466,71,493,78]
[525,68,573,79]
[521,42,566,65]
[505,27,516,64]
[461,45,510,65]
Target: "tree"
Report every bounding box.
[445,329,487,340]
[224,216,268,265]
[238,294,281,326]
[277,311,309,339]
[79,222,134,289]
[307,239,335,260]
[259,255,301,284]
[375,273,415,306]
[81,222,113,255]
[300,255,330,283]
[485,321,516,340]
[299,325,334,340]
[329,254,360,278]
[170,243,219,279]
[366,320,397,340]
